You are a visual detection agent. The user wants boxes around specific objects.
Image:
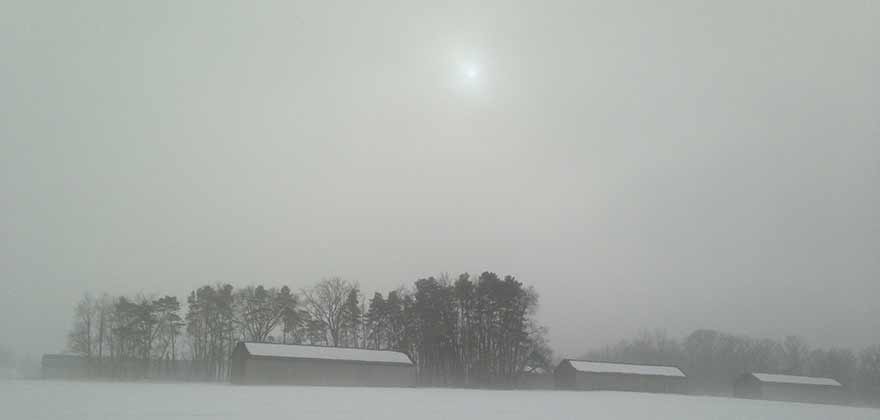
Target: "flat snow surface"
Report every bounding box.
[752,373,842,387]
[244,343,413,365]
[568,360,685,377]
[2,380,877,420]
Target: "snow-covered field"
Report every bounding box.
[1,379,876,420]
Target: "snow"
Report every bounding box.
[752,373,842,387]
[243,343,413,365]
[568,360,686,377]
[2,379,876,420]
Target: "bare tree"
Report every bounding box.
[235,285,297,342]
[301,278,357,346]
[858,345,880,402]
[185,284,237,380]
[67,293,96,357]
[782,335,810,375]
[95,293,114,360]
[808,347,857,386]
[153,295,183,360]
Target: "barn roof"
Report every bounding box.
[564,360,686,377]
[241,343,413,366]
[750,373,842,387]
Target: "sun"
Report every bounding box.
[461,62,480,82]
[447,52,488,94]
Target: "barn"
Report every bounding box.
[733,372,847,405]
[516,367,554,390]
[41,354,88,379]
[229,342,416,387]
[554,359,688,394]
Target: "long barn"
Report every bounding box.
[229,342,416,387]
[554,359,688,394]
[41,354,88,380]
[734,373,847,405]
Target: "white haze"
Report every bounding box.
[1,1,878,359]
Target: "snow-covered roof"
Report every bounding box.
[566,360,686,377]
[242,343,413,366]
[751,373,841,387]
[526,366,550,375]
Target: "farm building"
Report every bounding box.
[516,367,554,390]
[229,342,416,387]
[554,359,688,394]
[733,373,848,405]
[41,354,88,379]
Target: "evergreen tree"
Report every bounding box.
[342,288,362,347]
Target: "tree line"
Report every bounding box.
[65,272,551,386]
[583,329,880,404]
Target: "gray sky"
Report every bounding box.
[1,1,878,359]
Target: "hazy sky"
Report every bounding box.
[2,1,878,359]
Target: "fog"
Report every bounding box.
[1,0,878,362]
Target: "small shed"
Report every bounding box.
[41,354,88,379]
[555,359,688,394]
[734,373,847,405]
[229,342,416,387]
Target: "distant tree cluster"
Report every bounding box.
[0,345,13,367]
[583,329,880,404]
[65,272,550,386]
[66,293,177,361]
[403,273,550,386]
[65,293,185,378]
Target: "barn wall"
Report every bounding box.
[573,372,688,394]
[42,363,87,380]
[41,356,88,380]
[554,363,576,389]
[240,357,416,387]
[733,376,762,399]
[229,344,247,385]
[516,373,554,390]
[761,383,847,405]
